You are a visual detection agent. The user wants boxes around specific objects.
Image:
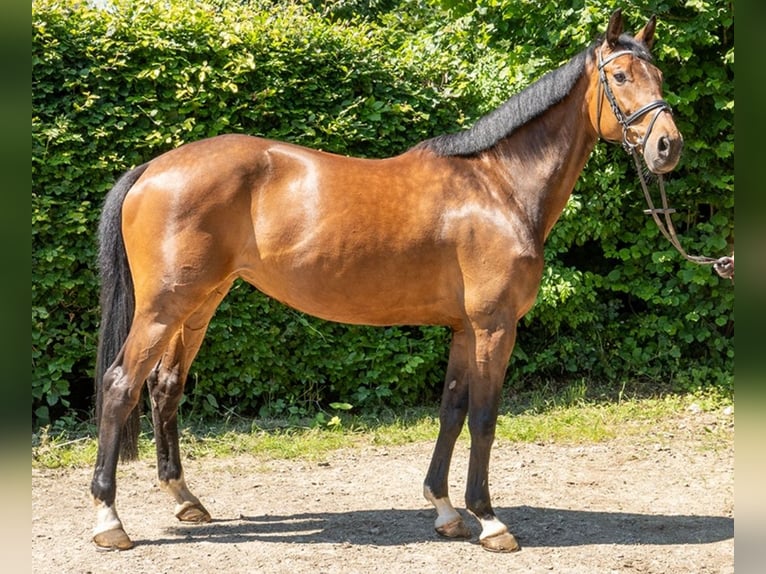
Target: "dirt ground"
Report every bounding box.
[32,407,733,574]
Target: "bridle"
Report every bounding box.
[596,46,734,281]
[596,47,671,153]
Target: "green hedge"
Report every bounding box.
[32,0,733,427]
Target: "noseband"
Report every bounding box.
[596,48,672,153]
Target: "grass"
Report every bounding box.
[32,384,733,470]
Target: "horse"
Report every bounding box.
[90,9,682,552]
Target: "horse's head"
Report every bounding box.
[588,9,683,174]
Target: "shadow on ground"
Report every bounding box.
[138,506,732,548]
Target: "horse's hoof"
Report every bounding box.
[174,500,212,523]
[435,517,472,539]
[93,527,134,550]
[480,531,520,553]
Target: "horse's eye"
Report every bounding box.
[613,72,627,84]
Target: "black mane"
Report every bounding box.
[414,35,652,157]
[414,47,592,157]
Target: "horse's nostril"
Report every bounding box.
[658,136,670,154]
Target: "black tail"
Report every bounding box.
[95,163,150,461]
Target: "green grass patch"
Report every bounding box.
[32,386,732,470]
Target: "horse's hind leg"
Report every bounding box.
[423,329,473,539]
[146,285,231,524]
[91,315,180,550]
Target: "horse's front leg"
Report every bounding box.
[465,320,520,552]
[423,329,472,539]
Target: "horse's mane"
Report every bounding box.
[414,35,651,157]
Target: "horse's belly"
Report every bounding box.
[240,255,461,327]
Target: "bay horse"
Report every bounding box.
[91,10,682,552]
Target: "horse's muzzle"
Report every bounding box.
[643,130,683,174]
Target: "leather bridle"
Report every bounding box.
[596,47,672,153]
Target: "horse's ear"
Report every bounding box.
[634,15,657,50]
[606,9,623,47]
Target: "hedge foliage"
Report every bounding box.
[32,0,733,428]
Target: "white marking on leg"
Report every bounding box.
[477,515,509,540]
[161,472,202,506]
[423,486,461,528]
[93,500,123,536]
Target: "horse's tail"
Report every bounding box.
[95,162,150,461]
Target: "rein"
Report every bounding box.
[631,152,734,281]
[597,48,734,282]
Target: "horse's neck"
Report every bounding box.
[490,84,598,244]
